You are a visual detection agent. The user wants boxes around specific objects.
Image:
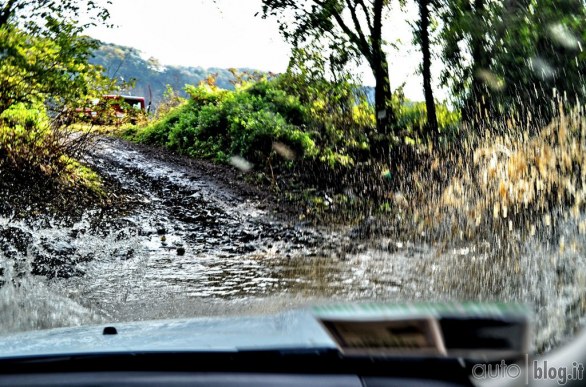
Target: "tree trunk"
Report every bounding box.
[0,0,17,28]
[372,54,395,136]
[371,0,396,137]
[464,0,490,123]
[418,0,438,136]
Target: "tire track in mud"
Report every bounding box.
[85,136,334,259]
[62,137,369,319]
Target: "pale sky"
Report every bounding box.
[87,0,447,101]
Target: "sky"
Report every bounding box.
[87,0,447,101]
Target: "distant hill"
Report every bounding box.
[90,41,259,108]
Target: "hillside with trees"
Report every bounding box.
[89,41,263,107]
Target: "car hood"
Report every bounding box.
[0,310,336,359]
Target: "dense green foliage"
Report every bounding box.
[0,103,55,173]
[262,0,397,137]
[0,103,100,190]
[438,0,586,126]
[0,0,113,193]
[132,79,322,165]
[127,70,458,196]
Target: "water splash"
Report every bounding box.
[547,23,581,51]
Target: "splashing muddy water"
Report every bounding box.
[1,131,585,353]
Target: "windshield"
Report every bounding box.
[0,0,584,359]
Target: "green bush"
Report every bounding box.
[185,84,228,107]
[0,103,101,191]
[167,104,200,151]
[130,74,464,199]
[397,101,461,141]
[273,71,375,164]
[135,104,184,144]
[134,80,321,167]
[245,81,305,125]
[0,103,54,173]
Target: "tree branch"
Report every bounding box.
[344,0,370,55]
[313,0,371,58]
[372,0,383,46]
[0,0,19,28]
[356,0,373,32]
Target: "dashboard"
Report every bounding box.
[0,350,474,386]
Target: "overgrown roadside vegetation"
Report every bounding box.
[122,67,586,249]
[122,66,459,223]
[0,103,105,217]
[0,0,117,217]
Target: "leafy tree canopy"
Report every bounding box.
[0,0,115,116]
[0,0,111,35]
[438,0,586,126]
[261,0,399,137]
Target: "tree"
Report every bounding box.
[0,0,114,188]
[438,0,586,127]
[0,0,111,33]
[438,0,491,123]
[0,0,114,116]
[261,0,397,137]
[491,0,586,126]
[415,0,438,135]
[0,27,113,114]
